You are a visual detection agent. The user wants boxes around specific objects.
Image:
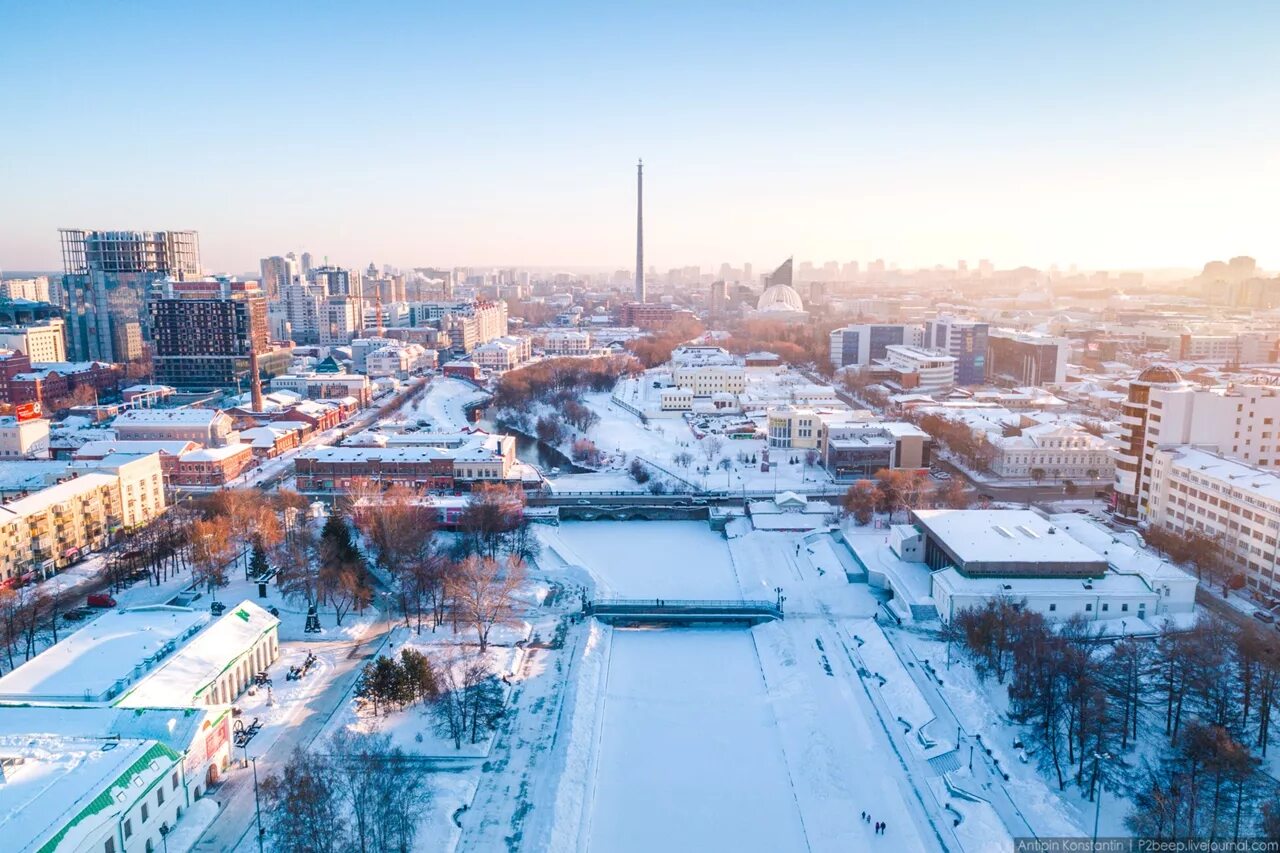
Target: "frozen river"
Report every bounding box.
[589,628,807,852]
[548,521,742,599]
[548,523,810,852]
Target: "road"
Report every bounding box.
[192,617,394,852]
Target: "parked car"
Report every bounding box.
[86,593,117,608]
[64,607,93,622]
[1254,609,1275,624]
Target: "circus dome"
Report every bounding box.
[1136,365,1183,385]
[757,284,804,313]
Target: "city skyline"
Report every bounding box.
[4,3,1280,273]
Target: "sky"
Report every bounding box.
[2,1,1279,275]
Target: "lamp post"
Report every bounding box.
[159,823,170,853]
[250,756,265,853]
[1092,751,1112,848]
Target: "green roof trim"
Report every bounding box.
[36,741,181,853]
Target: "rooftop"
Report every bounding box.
[179,443,252,463]
[1161,446,1280,504]
[74,439,199,459]
[0,735,173,853]
[115,408,224,426]
[912,509,1109,577]
[0,606,209,703]
[118,600,279,708]
[0,472,119,521]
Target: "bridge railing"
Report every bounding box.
[588,598,780,611]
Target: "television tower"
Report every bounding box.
[635,159,645,304]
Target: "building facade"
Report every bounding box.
[986,329,1069,386]
[150,278,270,389]
[60,229,201,362]
[924,316,989,385]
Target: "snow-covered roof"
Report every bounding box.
[0,472,119,521]
[0,734,175,853]
[179,443,252,463]
[74,438,198,459]
[118,600,279,708]
[115,407,225,426]
[0,459,72,493]
[0,606,209,703]
[912,509,1108,576]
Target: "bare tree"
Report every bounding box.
[261,748,345,853]
[448,556,526,652]
[189,517,235,593]
[700,435,724,463]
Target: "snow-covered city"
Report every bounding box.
[6,6,1280,850]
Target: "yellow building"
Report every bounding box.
[0,453,168,582]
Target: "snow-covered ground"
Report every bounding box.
[541,521,741,598]
[588,627,808,853]
[393,377,488,431]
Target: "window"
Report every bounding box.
[1085,603,1093,611]
[104,840,116,853]
[157,787,164,806]
[124,819,133,839]
[141,803,149,823]
[172,772,180,790]
[1048,603,1056,612]
[1121,603,1129,612]
[1101,603,1109,612]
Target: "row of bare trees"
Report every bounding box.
[262,731,431,853]
[841,468,970,524]
[951,600,1280,839]
[352,483,530,649]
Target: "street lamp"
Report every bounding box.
[159,823,170,853]
[1092,751,1112,848]
[250,756,265,853]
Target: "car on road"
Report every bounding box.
[932,471,951,480]
[86,593,117,608]
[576,499,591,505]
[1254,609,1275,624]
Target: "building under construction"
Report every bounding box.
[60,228,201,363]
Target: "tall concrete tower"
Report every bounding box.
[635,159,645,303]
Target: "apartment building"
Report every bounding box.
[1115,365,1280,520]
[150,278,271,389]
[1146,446,1280,596]
[542,330,592,355]
[0,453,166,581]
[0,317,66,363]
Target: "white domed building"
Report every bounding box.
[754,284,809,322]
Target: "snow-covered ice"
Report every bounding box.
[588,627,808,853]
[542,521,741,599]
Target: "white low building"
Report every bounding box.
[0,605,210,704]
[118,600,280,708]
[0,414,50,459]
[878,345,956,393]
[988,422,1114,481]
[845,508,1196,634]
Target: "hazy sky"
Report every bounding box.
[3,1,1279,274]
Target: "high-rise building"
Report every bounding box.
[149,278,271,389]
[924,315,990,386]
[259,254,301,299]
[635,160,645,304]
[985,329,1068,387]
[60,229,200,363]
[764,258,794,289]
[0,318,66,363]
[709,280,728,314]
[0,277,52,303]
[311,265,361,302]
[1115,370,1280,521]
[829,324,922,370]
[300,252,313,276]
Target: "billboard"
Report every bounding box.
[14,402,42,422]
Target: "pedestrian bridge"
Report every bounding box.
[585,598,784,625]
